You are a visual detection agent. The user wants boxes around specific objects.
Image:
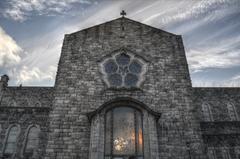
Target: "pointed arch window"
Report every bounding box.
[202,103,213,121]
[4,125,20,155]
[23,125,40,157]
[207,147,216,159]
[105,107,144,159]
[221,147,231,159]
[227,102,238,121]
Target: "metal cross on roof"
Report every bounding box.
[120,10,126,17]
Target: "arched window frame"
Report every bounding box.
[35,101,42,107]
[21,125,41,158]
[207,147,216,159]
[8,99,17,107]
[104,106,144,158]
[226,102,239,121]
[221,147,231,159]
[202,102,213,121]
[2,124,21,156]
[88,98,161,159]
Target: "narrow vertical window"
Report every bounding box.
[227,103,238,121]
[222,147,231,159]
[207,147,216,159]
[24,126,40,157]
[4,125,20,155]
[202,103,213,121]
[105,107,144,159]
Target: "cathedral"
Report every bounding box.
[0,13,240,159]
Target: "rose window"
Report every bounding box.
[100,51,147,88]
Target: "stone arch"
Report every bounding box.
[35,101,42,107]
[201,102,213,121]
[88,98,161,159]
[2,124,21,157]
[8,99,17,107]
[88,97,161,120]
[24,97,31,107]
[221,147,231,159]
[21,124,41,158]
[226,102,238,121]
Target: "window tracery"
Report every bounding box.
[105,107,143,159]
[100,50,147,88]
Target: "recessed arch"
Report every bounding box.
[8,99,17,107]
[88,97,160,159]
[201,102,213,121]
[35,101,42,107]
[226,102,239,121]
[87,97,161,121]
[105,106,144,158]
[22,124,41,158]
[2,124,21,156]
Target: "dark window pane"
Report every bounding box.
[105,111,112,155]
[5,126,19,154]
[136,111,143,155]
[113,107,135,155]
[108,74,122,87]
[129,60,142,74]
[104,59,118,74]
[105,107,143,158]
[116,53,130,66]
[25,127,39,152]
[125,73,138,87]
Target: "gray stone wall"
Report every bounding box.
[0,86,53,159]
[45,17,206,159]
[193,88,240,159]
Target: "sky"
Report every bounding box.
[0,0,240,87]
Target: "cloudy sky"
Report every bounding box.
[0,0,240,87]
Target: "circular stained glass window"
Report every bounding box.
[101,51,147,88]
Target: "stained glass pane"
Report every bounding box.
[136,111,143,155]
[25,127,39,151]
[129,60,142,74]
[104,59,118,74]
[105,111,112,155]
[108,74,122,87]
[113,107,135,155]
[125,73,138,87]
[116,53,130,66]
[5,126,19,154]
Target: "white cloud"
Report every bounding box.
[192,76,240,87]
[0,26,22,67]
[2,0,96,21]
[187,35,240,73]
[14,65,57,85]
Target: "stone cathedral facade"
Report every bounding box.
[0,16,240,159]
